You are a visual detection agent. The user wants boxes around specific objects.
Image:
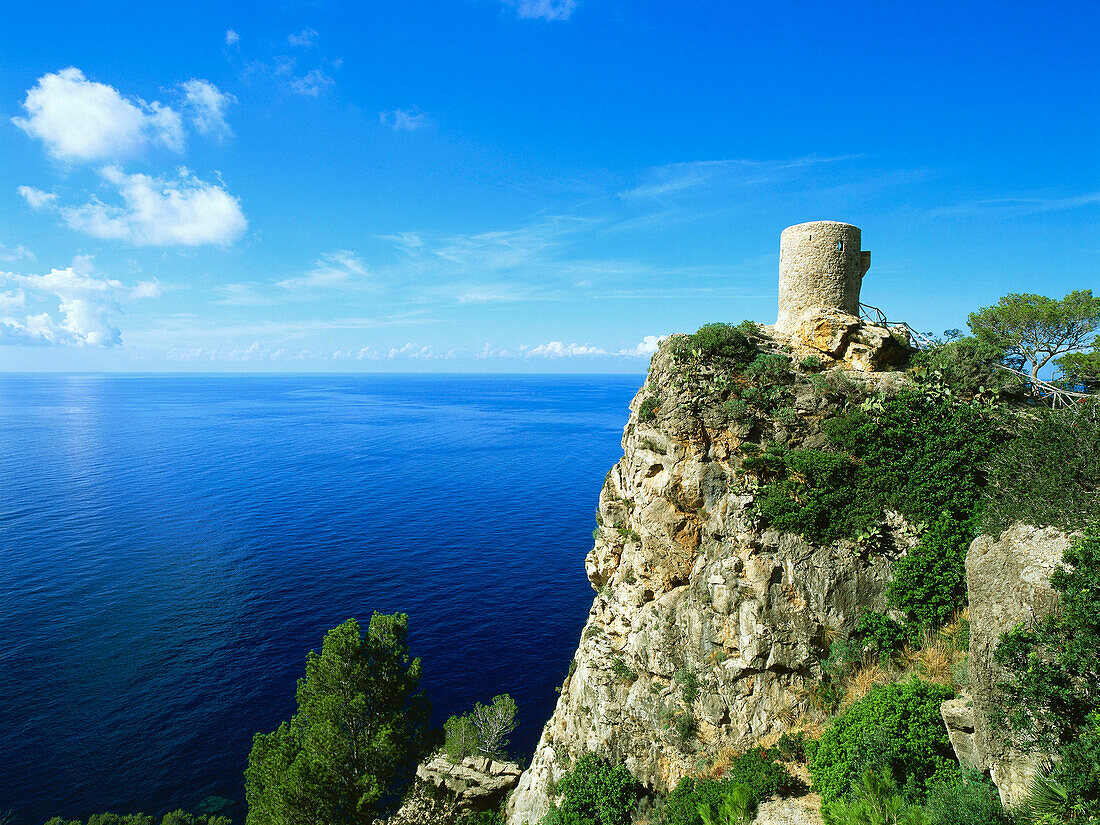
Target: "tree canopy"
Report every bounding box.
[244,614,431,825]
[967,290,1100,383]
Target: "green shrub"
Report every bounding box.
[697,783,756,825]
[721,748,804,801]
[849,611,908,663]
[908,336,1017,399]
[671,323,759,368]
[662,777,729,825]
[542,753,641,825]
[774,731,808,763]
[809,680,957,804]
[754,449,878,543]
[983,402,1100,536]
[995,524,1100,751]
[444,713,480,761]
[660,764,792,825]
[44,815,231,825]
[922,769,1010,825]
[639,395,660,422]
[611,657,637,683]
[723,398,750,422]
[675,667,700,704]
[753,391,1003,627]
[820,769,927,825]
[800,355,825,372]
[745,353,791,383]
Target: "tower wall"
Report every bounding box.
[776,221,870,331]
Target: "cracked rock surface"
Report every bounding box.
[506,332,913,825]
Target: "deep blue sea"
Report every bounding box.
[0,374,640,824]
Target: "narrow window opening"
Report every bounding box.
[837,240,844,251]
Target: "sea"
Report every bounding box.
[0,373,642,824]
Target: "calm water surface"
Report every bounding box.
[0,374,640,824]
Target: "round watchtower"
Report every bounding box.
[776,221,870,332]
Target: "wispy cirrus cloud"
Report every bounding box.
[502,0,577,21]
[619,155,859,200]
[287,28,319,48]
[277,250,369,290]
[379,107,431,131]
[930,191,1100,218]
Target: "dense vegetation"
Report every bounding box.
[539,754,641,825]
[244,614,431,825]
[44,815,230,825]
[752,391,1003,627]
[808,680,957,804]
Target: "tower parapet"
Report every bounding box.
[776,221,870,332]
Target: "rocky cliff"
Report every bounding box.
[963,524,1070,806]
[506,319,916,825]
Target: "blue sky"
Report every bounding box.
[0,0,1097,373]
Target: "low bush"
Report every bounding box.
[638,395,660,423]
[719,748,804,800]
[671,323,759,368]
[820,769,926,825]
[774,731,807,763]
[922,769,1010,825]
[752,391,1003,627]
[744,353,791,383]
[983,402,1100,536]
[849,611,909,663]
[44,815,230,825]
[908,336,1017,399]
[541,753,640,825]
[809,679,956,804]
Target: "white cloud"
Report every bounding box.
[619,335,664,357]
[55,166,247,246]
[278,250,368,289]
[17,186,58,210]
[0,257,157,347]
[180,79,235,140]
[526,341,607,357]
[225,30,240,47]
[379,108,431,131]
[13,68,186,162]
[287,28,318,47]
[503,0,577,20]
[0,289,26,312]
[130,280,163,299]
[288,68,335,96]
[0,242,34,262]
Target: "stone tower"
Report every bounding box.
[775,221,871,333]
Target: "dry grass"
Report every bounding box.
[841,661,892,707]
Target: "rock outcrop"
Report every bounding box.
[506,328,914,825]
[964,523,1071,806]
[383,753,522,825]
[780,308,910,373]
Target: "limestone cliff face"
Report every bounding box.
[506,327,913,825]
[963,524,1071,807]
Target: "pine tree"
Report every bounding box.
[245,614,431,825]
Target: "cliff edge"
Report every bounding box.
[507,317,914,824]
